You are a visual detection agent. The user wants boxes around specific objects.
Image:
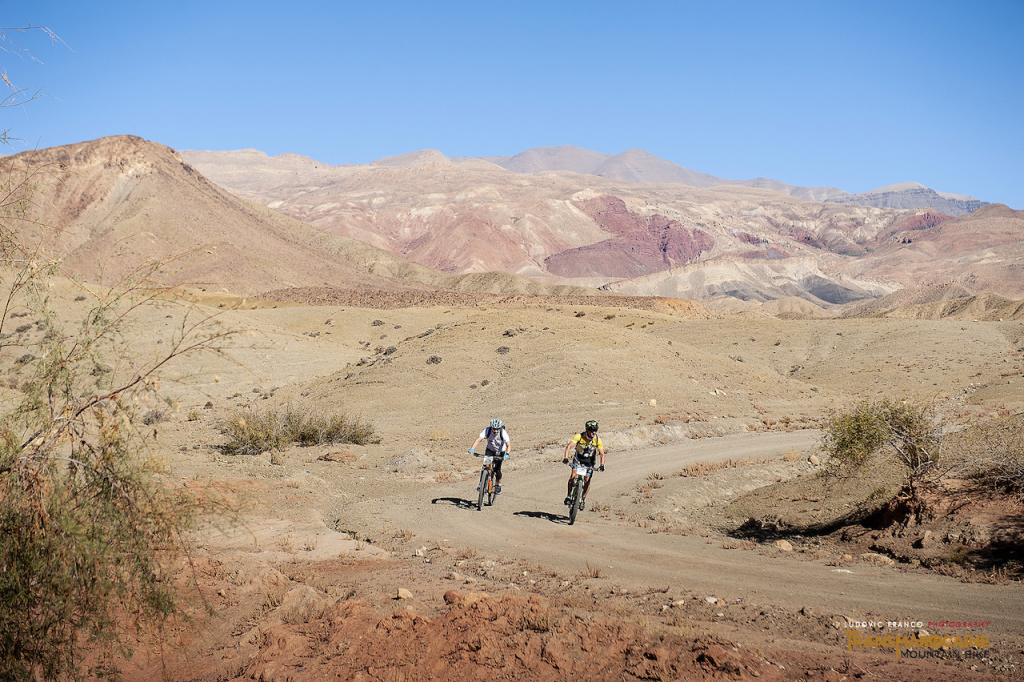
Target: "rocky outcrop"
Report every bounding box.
[544,196,714,278]
[829,183,988,217]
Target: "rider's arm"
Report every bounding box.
[471,435,484,451]
[502,428,510,454]
[598,446,606,466]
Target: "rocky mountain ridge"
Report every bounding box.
[480,145,988,216]
[182,142,1024,306]
[9,135,1019,311]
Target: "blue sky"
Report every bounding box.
[3,1,1022,208]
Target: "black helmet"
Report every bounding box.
[585,420,598,432]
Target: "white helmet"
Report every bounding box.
[490,418,503,430]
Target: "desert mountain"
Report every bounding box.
[480,146,988,216]
[182,145,1023,305]
[4,136,594,298]
[483,146,726,187]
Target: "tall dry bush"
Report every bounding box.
[0,262,237,678]
[1,49,236,674]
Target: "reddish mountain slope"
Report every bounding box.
[177,146,1024,303]
[545,196,714,278]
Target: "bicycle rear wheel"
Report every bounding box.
[568,477,584,525]
[487,477,497,506]
[477,469,488,511]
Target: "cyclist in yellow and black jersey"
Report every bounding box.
[562,420,606,509]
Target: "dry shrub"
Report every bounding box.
[952,413,1024,500]
[218,403,377,456]
[782,448,802,462]
[676,457,772,477]
[636,480,663,493]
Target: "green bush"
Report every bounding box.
[219,403,377,456]
[822,398,940,476]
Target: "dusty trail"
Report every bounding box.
[357,430,1022,640]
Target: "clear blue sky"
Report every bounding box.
[4,1,1022,208]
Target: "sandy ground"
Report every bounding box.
[74,290,1014,681]
[8,285,1021,679]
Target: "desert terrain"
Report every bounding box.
[3,136,1023,680]
[8,283,1013,681]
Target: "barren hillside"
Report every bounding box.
[182,146,1022,305]
[6,137,603,299]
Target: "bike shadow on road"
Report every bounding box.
[513,510,569,525]
[431,497,479,511]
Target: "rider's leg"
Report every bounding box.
[582,474,592,498]
[492,454,503,484]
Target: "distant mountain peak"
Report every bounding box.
[865,182,929,193]
[371,149,450,168]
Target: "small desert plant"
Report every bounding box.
[676,457,771,477]
[218,403,377,456]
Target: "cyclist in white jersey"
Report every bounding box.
[469,418,511,494]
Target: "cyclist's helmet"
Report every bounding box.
[585,420,598,433]
[490,418,503,430]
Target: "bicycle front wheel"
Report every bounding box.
[477,469,488,511]
[568,477,584,525]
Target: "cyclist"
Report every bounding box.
[469,418,511,494]
[562,420,606,509]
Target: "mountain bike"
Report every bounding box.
[475,453,498,511]
[565,462,595,525]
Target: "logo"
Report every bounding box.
[845,621,992,659]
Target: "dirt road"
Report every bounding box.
[346,430,1022,647]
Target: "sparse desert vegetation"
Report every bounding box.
[217,402,378,456]
[0,133,1021,680]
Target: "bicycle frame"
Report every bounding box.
[567,463,594,525]
[476,455,497,511]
